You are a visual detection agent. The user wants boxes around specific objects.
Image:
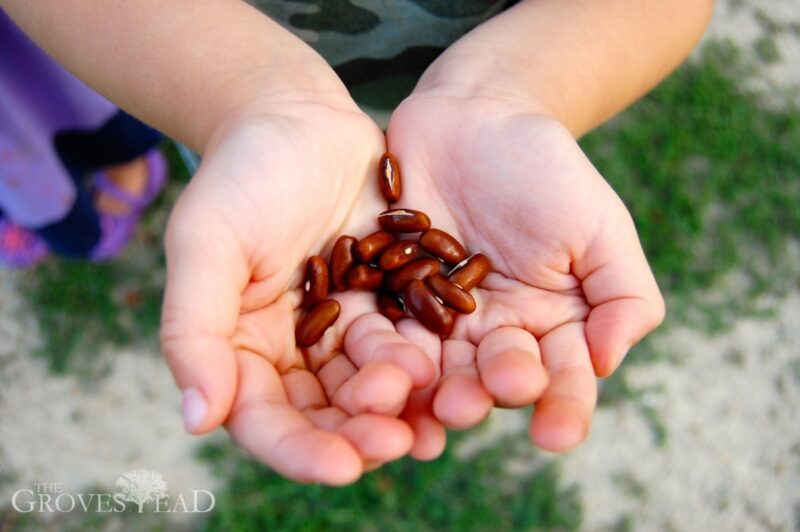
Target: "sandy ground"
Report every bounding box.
[457,284,800,531]
[0,269,221,524]
[556,291,800,531]
[1,1,799,530]
[701,0,800,103]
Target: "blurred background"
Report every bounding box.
[1,1,799,530]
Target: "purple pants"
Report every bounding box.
[0,10,161,257]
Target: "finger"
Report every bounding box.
[395,320,446,460]
[161,205,248,434]
[227,350,362,485]
[304,407,349,431]
[530,321,597,452]
[573,200,666,377]
[282,369,328,410]
[316,354,358,400]
[433,339,493,429]
[344,314,436,388]
[337,414,414,464]
[476,327,549,408]
[332,362,413,416]
[403,388,447,461]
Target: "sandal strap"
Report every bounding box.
[91,150,167,212]
[93,171,146,209]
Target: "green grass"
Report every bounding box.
[198,434,581,532]
[753,35,781,64]
[3,433,581,532]
[586,39,800,451]
[581,40,800,331]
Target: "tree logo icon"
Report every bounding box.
[114,469,168,513]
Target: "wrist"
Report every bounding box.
[412,48,560,123]
[201,64,359,156]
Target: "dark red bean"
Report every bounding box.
[377,209,431,233]
[427,274,476,314]
[404,280,454,336]
[302,256,329,308]
[295,299,340,347]
[383,257,442,292]
[355,231,396,263]
[377,292,406,322]
[378,240,422,271]
[419,229,468,265]
[330,235,357,291]
[448,253,491,291]
[348,265,383,290]
[378,153,401,204]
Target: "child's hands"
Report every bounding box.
[386,92,665,456]
[160,98,436,485]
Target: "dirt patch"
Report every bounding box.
[0,269,220,522]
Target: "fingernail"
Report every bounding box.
[182,387,207,432]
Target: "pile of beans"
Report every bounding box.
[295,153,491,347]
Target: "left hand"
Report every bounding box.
[161,97,435,485]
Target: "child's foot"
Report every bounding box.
[94,157,149,215]
[89,149,168,262]
[0,217,49,268]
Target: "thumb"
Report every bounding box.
[161,198,248,434]
[574,196,665,377]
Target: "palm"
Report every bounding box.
[387,95,664,452]
[162,103,436,484]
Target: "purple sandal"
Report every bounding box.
[89,149,168,262]
[0,216,49,268]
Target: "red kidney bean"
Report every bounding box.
[448,253,491,291]
[348,264,383,290]
[383,257,442,292]
[419,228,468,265]
[404,280,454,336]
[302,256,329,308]
[377,209,431,233]
[378,153,401,204]
[355,230,396,263]
[377,292,406,322]
[427,274,476,314]
[378,240,422,271]
[295,299,340,347]
[330,235,357,291]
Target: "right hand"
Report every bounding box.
[385,89,666,457]
[160,95,436,485]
